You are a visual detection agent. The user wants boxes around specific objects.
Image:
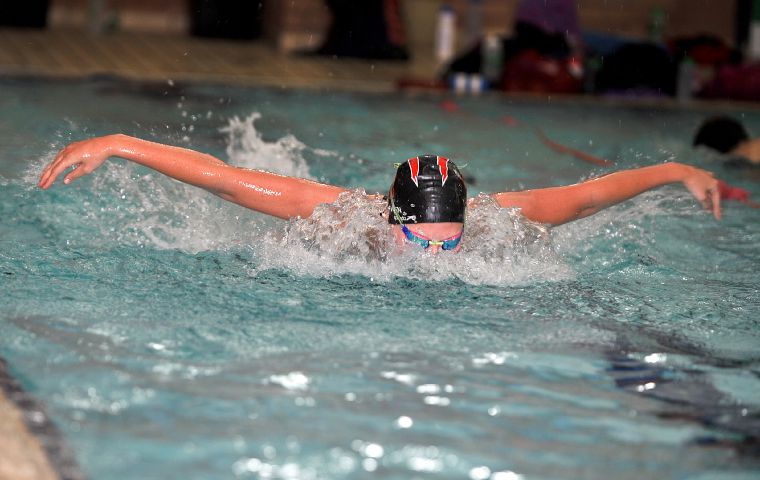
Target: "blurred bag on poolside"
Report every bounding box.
[500,49,582,94]
[593,42,676,96]
[701,62,760,102]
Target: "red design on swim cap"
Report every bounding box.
[408,157,419,187]
[437,156,449,186]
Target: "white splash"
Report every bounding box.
[253,191,572,285]
[29,114,326,253]
[268,371,310,390]
[220,113,316,179]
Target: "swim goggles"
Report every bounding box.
[390,197,463,251]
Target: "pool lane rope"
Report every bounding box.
[439,99,758,208]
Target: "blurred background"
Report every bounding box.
[0,0,757,100]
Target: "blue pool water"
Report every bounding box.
[1,77,759,480]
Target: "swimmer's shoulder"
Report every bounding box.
[728,139,760,168]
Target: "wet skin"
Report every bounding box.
[390,222,464,254]
[38,134,723,250]
[732,138,760,165]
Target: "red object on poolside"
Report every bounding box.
[500,50,583,94]
[718,180,750,202]
[701,63,760,102]
[501,115,520,126]
[440,100,459,112]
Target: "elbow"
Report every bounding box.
[575,205,600,221]
[547,194,598,226]
[216,191,236,203]
[205,167,239,197]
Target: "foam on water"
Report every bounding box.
[218,115,583,285]
[251,189,571,285]
[222,113,332,178]
[23,114,324,252]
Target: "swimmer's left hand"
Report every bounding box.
[679,164,722,220]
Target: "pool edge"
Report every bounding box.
[0,356,86,480]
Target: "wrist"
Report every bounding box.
[104,133,130,157]
[661,162,689,183]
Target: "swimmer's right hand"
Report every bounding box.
[677,163,722,220]
[38,135,115,189]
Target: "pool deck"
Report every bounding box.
[0,27,436,93]
[3,26,757,113]
[0,357,85,480]
[0,388,58,480]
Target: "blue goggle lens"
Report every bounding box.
[401,225,462,250]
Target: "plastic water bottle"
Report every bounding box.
[452,73,467,93]
[451,73,485,94]
[435,5,456,67]
[676,56,695,102]
[469,74,485,94]
[648,6,666,44]
[749,0,760,60]
[481,34,503,83]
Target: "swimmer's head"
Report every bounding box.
[388,155,467,225]
[693,116,749,153]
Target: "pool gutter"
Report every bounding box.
[0,357,86,480]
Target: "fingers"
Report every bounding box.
[38,151,61,188]
[684,170,723,221]
[711,183,722,220]
[63,164,88,185]
[39,160,63,189]
[699,194,710,211]
[698,179,721,220]
[38,149,67,189]
[39,146,79,189]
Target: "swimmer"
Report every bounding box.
[38,134,721,253]
[694,116,760,167]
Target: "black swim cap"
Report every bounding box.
[693,116,749,153]
[388,155,467,224]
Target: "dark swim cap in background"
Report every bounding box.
[693,116,749,153]
[388,155,467,224]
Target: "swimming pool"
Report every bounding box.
[1,76,759,480]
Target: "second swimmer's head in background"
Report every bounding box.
[388,155,467,253]
[693,116,749,154]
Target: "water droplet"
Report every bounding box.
[469,466,491,480]
[395,416,413,428]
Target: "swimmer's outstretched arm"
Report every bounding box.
[38,134,348,219]
[491,162,721,226]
